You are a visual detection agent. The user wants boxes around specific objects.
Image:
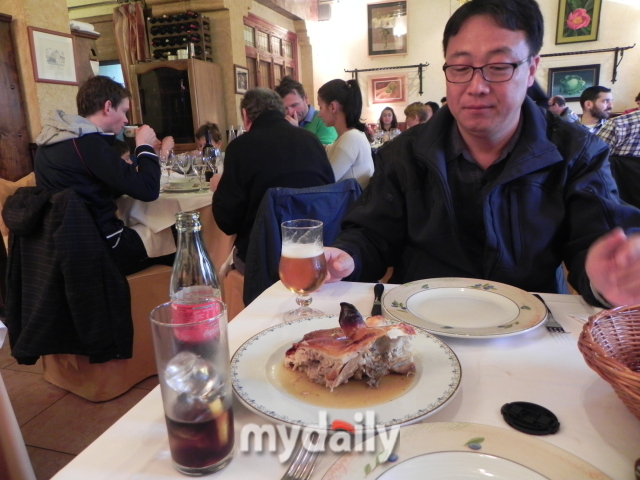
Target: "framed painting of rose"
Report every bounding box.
[367,1,408,56]
[556,0,602,44]
[547,64,600,101]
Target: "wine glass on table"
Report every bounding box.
[191,151,207,192]
[279,219,327,321]
[175,153,192,178]
[159,148,174,187]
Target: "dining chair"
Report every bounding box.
[3,187,172,402]
[609,155,640,209]
[241,179,363,306]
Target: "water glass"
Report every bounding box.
[150,300,234,476]
[191,152,207,192]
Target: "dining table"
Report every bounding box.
[50,281,640,480]
[116,179,234,274]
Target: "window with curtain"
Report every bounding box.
[243,14,298,90]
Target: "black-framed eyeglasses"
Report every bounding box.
[442,58,530,83]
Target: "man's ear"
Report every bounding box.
[103,100,113,115]
[241,108,252,131]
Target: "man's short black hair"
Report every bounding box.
[274,75,306,99]
[579,86,611,109]
[77,75,131,117]
[550,95,567,107]
[443,0,544,57]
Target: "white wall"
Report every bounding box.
[307,0,640,123]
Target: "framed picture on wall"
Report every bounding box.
[547,64,600,101]
[27,27,78,85]
[556,0,602,44]
[367,1,408,56]
[234,64,249,95]
[370,75,406,104]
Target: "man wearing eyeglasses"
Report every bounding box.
[324,0,640,308]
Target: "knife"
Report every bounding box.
[371,283,384,316]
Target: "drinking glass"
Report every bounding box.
[191,152,207,192]
[160,149,175,185]
[150,300,234,476]
[279,219,327,321]
[176,153,192,177]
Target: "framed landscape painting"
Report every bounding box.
[556,0,602,44]
[367,1,408,56]
[547,64,600,101]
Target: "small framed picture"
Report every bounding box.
[234,64,249,95]
[370,75,406,104]
[28,26,78,86]
[367,1,408,57]
[556,0,602,45]
[547,64,600,102]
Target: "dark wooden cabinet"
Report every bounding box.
[0,14,32,181]
[129,59,226,146]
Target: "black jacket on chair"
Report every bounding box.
[243,179,362,305]
[3,187,133,364]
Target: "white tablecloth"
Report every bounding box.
[51,283,640,480]
[116,190,212,258]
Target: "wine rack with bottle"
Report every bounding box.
[147,11,212,62]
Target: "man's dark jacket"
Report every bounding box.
[333,97,640,306]
[3,187,132,364]
[213,109,334,262]
[34,111,159,245]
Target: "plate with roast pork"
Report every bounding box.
[231,302,461,430]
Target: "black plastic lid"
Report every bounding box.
[501,401,560,435]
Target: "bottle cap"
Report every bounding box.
[501,401,560,435]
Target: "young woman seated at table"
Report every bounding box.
[317,79,374,189]
[379,106,398,142]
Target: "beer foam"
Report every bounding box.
[281,243,323,258]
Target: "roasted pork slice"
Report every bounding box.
[284,302,416,391]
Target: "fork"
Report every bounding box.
[533,294,568,333]
[281,432,320,480]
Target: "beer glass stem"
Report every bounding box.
[283,293,323,321]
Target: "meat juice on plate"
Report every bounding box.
[279,243,327,295]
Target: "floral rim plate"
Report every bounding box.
[230,315,461,429]
[321,422,611,479]
[382,278,547,338]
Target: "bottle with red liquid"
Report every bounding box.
[170,211,221,341]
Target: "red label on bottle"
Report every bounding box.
[171,301,221,342]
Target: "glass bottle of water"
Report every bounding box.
[170,211,222,324]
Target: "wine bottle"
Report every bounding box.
[170,212,222,326]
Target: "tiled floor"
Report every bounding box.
[0,339,158,480]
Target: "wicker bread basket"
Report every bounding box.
[578,304,640,421]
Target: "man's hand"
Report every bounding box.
[585,228,640,306]
[160,136,174,153]
[324,247,355,283]
[284,111,299,127]
[135,125,159,150]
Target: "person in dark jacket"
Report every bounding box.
[34,75,171,275]
[213,88,334,273]
[324,0,640,308]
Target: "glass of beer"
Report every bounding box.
[279,219,327,321]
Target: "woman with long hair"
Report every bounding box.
[378,106,398,132]
[317,79,375,189]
